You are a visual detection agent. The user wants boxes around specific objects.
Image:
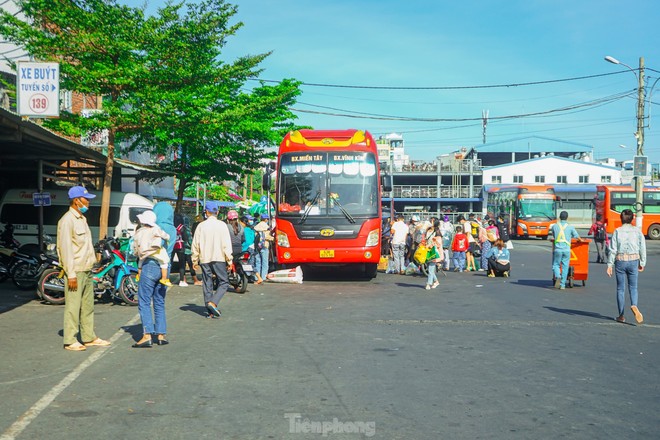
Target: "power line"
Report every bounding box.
[252,70,629,90]
[291,90,634,122]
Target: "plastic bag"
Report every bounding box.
[405,262,419,275]
[414,244,428,264]
[426,246,440,261]
[266,266,303,284]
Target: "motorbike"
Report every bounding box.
[38,237,138,306]
[0,223,20,282]
[10,235,58,291]
[211,252,251,294]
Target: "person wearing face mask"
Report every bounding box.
[57,186,110,351]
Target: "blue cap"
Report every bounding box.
[261,213,269,219]
[245,214,254,221]
[68,186,96,200]
[205,201,219,213]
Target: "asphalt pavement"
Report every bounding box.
[1,238,659,439]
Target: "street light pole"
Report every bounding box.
[605,55,646,229]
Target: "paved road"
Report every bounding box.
[1,239,659,439]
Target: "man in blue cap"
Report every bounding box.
[191,201,234,317]
[57,185,110,351]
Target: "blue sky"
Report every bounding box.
[122,0,660,164]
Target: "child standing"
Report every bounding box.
[425,224,444,290]
[451,225,468,272]
[133,210,173,287]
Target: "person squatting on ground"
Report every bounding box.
[485,239,511,277]
[57,186,110,351]
[390,214,409,274]
[550,210,582,290]
[607,209,646,324]
[131,204,175,347]
[588,216,610,264]
[425,223,444,290]
[191,201,234,318]
[480,218,499,271]
[451,225,468,272]
[135,210,173,287]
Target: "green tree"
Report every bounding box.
[0,0,301,237]
[126,0,300,212]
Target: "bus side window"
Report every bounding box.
[644,192,660,213]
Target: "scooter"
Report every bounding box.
[227,252,251,294]
[38,237,138,305]
[10,235,58,291]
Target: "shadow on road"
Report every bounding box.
[120,323,143,342]
[180,302,209,317]
[543,306,615,322]
[515,279,552,289]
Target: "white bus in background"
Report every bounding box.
[0,189,154,243]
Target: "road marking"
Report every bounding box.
[370,319,660,329]
[0,313,140,440]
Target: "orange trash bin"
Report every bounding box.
[567,238,591,287]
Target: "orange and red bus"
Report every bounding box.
[272,129,390,278]
[486,185,559,239]
[594,185,660,240]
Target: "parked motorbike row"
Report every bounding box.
[1,224,255,305]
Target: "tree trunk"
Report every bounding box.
[98,129,115,241]
[176,176,187,213]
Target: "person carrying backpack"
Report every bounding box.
[172,213,200,287]
[588,216,610,264]
[451,225,469,272]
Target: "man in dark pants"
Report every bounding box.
[588,216,609,264]
[191,201,234,318]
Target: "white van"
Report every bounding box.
[0,189,154,243]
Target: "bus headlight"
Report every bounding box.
[277,230,290,248]
[366,229,379,247]
[519,223,528,233]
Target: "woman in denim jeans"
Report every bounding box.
[607,209,647,324]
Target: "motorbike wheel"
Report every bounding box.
[118,273,139,306]
[233,272,248,294]
[38,268,66,305]
[0,264,9,283]
[11,261,40,290]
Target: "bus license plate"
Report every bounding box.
[320,250,334,258]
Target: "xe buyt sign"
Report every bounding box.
[16,62,60,117]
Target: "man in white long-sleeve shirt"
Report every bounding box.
[191,201,234,318]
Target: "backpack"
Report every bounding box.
[486,228,497,243]
[595,224,606,241]
[173,224,184,250]
[470,221,480,236]
[255,230,265,250]
[453,234,468,252]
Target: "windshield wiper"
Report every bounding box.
[299,190,321,225]
[332,199,355,223]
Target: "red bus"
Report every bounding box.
[486,185,559,239]
[272,129,390,278]
[595,185,660,240]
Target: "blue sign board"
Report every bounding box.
[33,192,51,207]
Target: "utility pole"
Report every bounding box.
[635,57,645,229]
[482,110,488,144]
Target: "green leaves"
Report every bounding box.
[0,0,302,204]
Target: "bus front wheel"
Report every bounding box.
[648,224,660,240]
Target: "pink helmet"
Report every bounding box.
[227,210,239,220]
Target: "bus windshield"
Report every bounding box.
[518,199,555,220]
[278,152,378,217]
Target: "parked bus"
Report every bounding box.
[594,185,660,240]
[271,129,391,278]
[486,185,559,239]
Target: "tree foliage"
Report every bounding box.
[0,0,301,221]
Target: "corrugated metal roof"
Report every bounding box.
[482,155,619,171]
[473,136,592,154]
